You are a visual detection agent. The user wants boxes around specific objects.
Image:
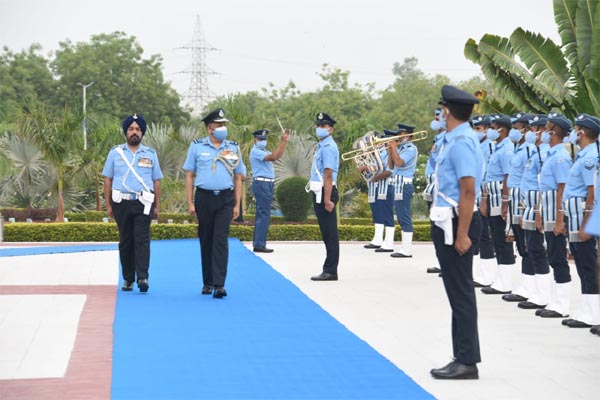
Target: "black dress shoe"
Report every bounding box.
[566,319,592,328]
[518,301,545,309]
[473,281,490,288]
[375,248,393,253]
[502,293,528,302]
[538,309,568,318]
[427,267,442,273]
[430,360,478,380]
[310,272,338,281]
[121,281,134,291]
[590,325,600,335]
[213,287,227,298]
[253,247,274,253]
[364,243,381,249]
[390,252,412,258]
[561,318,574,326]
[481,287,511,295]
[137,278,149,293]
[201,285,213,295]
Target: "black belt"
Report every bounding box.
[196,187,233,196]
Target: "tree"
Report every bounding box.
[15,103,84,221]
[464,0,600,118]
[0,45,57,121]
[52,32,191,126]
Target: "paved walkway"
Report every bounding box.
[0,241,598,399]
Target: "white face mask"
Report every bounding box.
[439,109,448,130]
[430,119,443,131]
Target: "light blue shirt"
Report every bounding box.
[250,144,274,179]
[102,143,163,193]
[585,166,600,236]
[520,144,548,193]
[539,144,572,191]
[392,141,418,178]
[507,142,536,188]
[183,137,246,190]
[564,144,598,199]
[480,138,495,181]
[435,122,483,207]
[425,131,445,176]
[485,138,513,182]
[310,135,339,182]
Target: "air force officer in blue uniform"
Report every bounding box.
[249,128,290,253]
[429,85,483,380]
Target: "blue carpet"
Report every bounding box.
[0,243,117,257]
[111,239,433,400]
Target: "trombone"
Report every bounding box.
[341,130,428,161]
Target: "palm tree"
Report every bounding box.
[464,0,599,117]
[15,103,83,221]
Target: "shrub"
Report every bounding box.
[275,176,312,222]
[2,222,433,242]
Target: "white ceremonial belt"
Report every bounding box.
[402,177,413,184]
[121,192,139,200]
[254,177,275,182]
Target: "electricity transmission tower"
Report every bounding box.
[182,16,217,115]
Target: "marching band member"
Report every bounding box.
[363,131,395,252]
[471,115,496,286]
[517,115,553,310]
[502,113,538,303]
[388,123,418,258]
[536,113,573,318]
[560,114,600,328]
[479,115,516,295]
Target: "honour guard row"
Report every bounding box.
[456,109,600,337]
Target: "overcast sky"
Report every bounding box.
[1,0,560,102]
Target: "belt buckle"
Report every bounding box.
[213,190,220,196]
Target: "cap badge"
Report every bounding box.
[133,114,138,119]
[218,109,224,117]
[318,112,323,120]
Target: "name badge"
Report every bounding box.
[138,157,153,168]
[220,149,238,161]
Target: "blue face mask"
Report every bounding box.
[256,140,267,149]
[476,132,486,142]
[430,119,443,131]
[486,128,500,141]
[439,110,447,130]
[508,128,523,143]
[567,129,578,144]
[525,131,537,144]
[316,127,330,139]
[541,131,551,144]
[213,127,228,141]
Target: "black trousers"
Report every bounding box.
[524,229,549,274]
[544,231,571,283]
[195,188,234,287]
[112,199,153,283]
[512,223,534,275]
[313,186,339,275]
[570,239,599,294]
[489,215,516,265]
[431,212,482,365]
[473,212,495,259]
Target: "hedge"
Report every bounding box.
[2,222,433,242]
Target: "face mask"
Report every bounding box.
[486,128,500,141]
[476,131,486,142]
[508,128,523,143]
[430,119,443,131]
[213,126,228,141]
[316,127,329,139]
[525,131,537,144]
[541,131,551,144]
[567,129,577,144]
[439,109,448,130]
[256,140,267,149]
